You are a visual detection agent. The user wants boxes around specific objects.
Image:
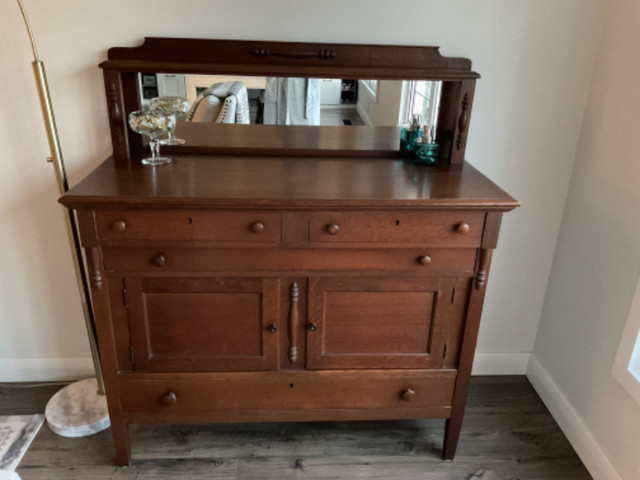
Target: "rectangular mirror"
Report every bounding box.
[139,73,442,129]
[102,38,479,163]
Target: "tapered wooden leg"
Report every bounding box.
[443,414,463,459]
[112,419,131,466]
[441,248,494,460]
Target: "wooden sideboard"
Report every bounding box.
[60,38,518,466]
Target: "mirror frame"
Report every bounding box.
[100,38,480,164]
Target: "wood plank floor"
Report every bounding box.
[0,376,592,479]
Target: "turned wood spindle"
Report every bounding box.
[288,282,299,363]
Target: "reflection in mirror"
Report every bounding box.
[138,73,441,129]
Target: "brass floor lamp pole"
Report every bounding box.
[17,0,110,437]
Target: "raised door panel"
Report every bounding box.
[306,277,463,369]
[126,277,279,372]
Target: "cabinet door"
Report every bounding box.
[126,277,279,372]
[306,276,463,369]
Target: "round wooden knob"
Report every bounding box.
[152,253,167,267]
[402,388,416,402]
[457,223,470,235]
[307,323,317,332]
[418,255,432,266]
[111,220,126,232]
[251,222,265,234]
[267,324,278,333]
[327,224,340,235]
[160,392,177,406]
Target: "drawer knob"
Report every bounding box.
[111,220,127,232]
[160,391,177,406]
[327,224,340,235]
[251,222,265,234]
[418,255,432,266]
[307,322,317,332]
[152,254,167,267]
[267,324,278,334]
[457,223,470,235]
[401,388,416,401]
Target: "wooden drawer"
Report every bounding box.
[310,211,485,246]
[95,209,281,243]
[119,370,456,414]
[103,247,477,275]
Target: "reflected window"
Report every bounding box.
[361,79,378,98]
[405,80,442,128]
[613,277,640,406]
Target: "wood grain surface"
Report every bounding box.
[4,377,592,479]
[60,156,518,210]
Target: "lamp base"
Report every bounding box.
[45,378,110,437]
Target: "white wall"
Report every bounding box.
[530,0,640,478]
[0,0,606,380]
[356,80,404,126]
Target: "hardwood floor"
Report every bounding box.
[0,377,592,479]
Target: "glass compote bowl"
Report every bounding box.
[150,96,190,145]
[128,110,175,166]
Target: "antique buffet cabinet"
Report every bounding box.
[60,38,518,465]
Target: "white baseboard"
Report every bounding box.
[356,103,373,126]
[0,357,94,382]
[526,355,622,480]
[472,352,530,375]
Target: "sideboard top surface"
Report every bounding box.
[61,156,518,210]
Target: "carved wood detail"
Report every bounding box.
[107,82,124,145]
[475,249,492,290]
[455,92,470,150]
[87,247,104,291]
[288,281,299,363]
[249,48,337,60]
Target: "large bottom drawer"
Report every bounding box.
[119,370,456,419]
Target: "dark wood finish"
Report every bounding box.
[60,157,518,210]
[99,38,479,163]
[102,69,128,161]
[287,282,299,364]
[60,39,519,466]
[443,248,494,460]
[159,391,177,406]
[104,38,478,78]
[126,277,280,373]
[8,378,592,479]
[118,370,456,414]
[450,79,477,164]
[86,247,103,291]
[306,277,460,370]
[82,236,131,465]
[166,123,405,158]
[309,211,484,246]
[62,163,517,466]
[101,247,477,275]
[95,209,281,242]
